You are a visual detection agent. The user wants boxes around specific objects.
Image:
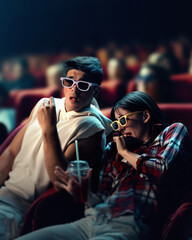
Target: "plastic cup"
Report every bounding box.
[67,160,90,203]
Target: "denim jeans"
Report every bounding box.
[16,207,150,240]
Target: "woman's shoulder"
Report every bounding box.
[160,122,188,139]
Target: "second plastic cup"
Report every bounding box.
[67,160,90,203]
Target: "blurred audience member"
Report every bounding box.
[148,51,180,75]
[107,58,130,83]
[136,64,171,102]
[170,37,191,73]
[0,58,35,100]
[125,55,140,77]
[96,48,109,79]
[27,55,50,87]
[45,63,64,88]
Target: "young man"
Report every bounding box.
[0,56,112,239]
[16,91,192,240]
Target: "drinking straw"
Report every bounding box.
[75,140,81,184]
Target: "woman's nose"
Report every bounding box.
[118,124,125,132]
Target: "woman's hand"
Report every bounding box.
[113,135,128,158]
[113,135,140,169]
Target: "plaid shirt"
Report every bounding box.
[98,123,192,224]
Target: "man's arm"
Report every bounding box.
[0,109,34,185]
[42,124,103,192]
[38,97,104,191]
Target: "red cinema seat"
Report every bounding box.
[127,78,136,93]
[97,80,126,108]
[160,201,192,240]
[159,103,192,139]
[127,73,192,102]
[170,74,192,102]
[13,87,61,125]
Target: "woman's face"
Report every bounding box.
[114,107,151,143]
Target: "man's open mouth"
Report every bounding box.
[70,96,80,102]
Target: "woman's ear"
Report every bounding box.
[143,110,150,123]
[93,86,101,98]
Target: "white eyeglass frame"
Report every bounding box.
[60,77,99,92]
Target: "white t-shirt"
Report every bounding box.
[0,98,112,209]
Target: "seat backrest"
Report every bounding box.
[127,74,192,102]
[171,74,192,102]
[97,80,126,108]
[161,201,192,240]
[15,87,61,124]
[159,103,192,139]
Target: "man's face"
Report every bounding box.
[64,69,98,112]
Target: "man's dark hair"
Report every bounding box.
[111,91,168,127]
[63,56,103,85]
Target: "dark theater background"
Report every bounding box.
[1,0,192,138]
[0,0,192,55]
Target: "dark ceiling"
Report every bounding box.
[0,0,191,57]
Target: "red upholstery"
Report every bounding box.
[170,73,192,81]
[170,74,192,102]
[127,78,136,93]
[161,200,192,240]
[97,80,126,108]
[126,74,192,102]
[20,188,84,235]
[159,103,192,138]
[14,87,61,124]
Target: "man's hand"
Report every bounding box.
[54,166,92,196]
[37,96,57,133]
[54,166,73,194]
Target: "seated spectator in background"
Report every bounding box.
[170,36,191,73]
[125,54,140,77]
[0,56,112,239]
[136,63,171,102]
[0,58,35,97]
[96,48,109,79]
[148,51,181,75]
[0,58,36,133]
[16,91,192,240]
[96,58,129,108]
[106,58,131,83]
[45,63,64,88]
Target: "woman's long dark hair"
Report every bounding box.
[111,91,168,128]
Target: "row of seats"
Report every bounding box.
[127,73,192,102]
[2,73,192,128]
